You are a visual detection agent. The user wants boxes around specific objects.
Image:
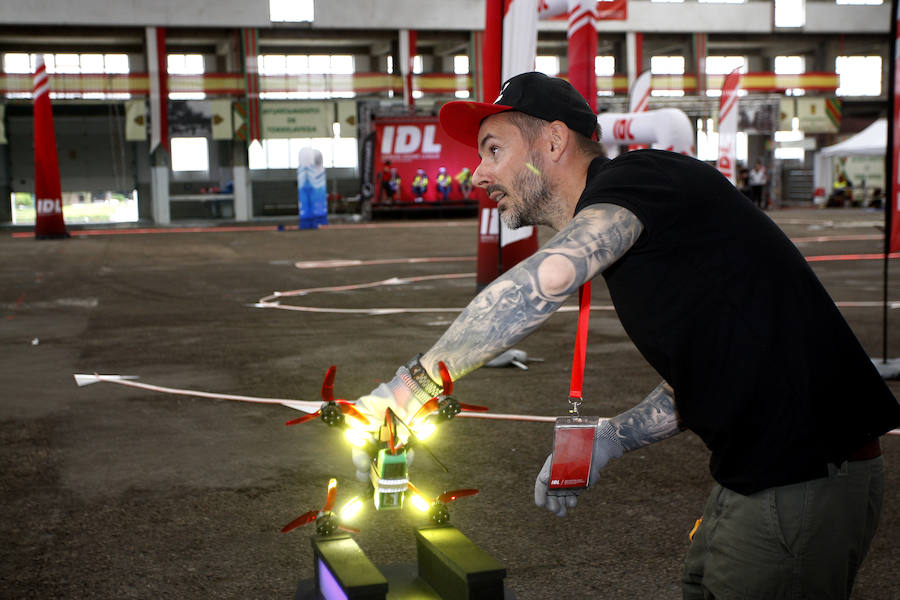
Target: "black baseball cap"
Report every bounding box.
[439,71,598,149]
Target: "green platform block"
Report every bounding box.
[415,526,507,600]
[311,534,389,599]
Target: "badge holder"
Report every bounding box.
[548,282,598,491]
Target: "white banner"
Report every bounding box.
[716,69,741,185]
[502,0,538,82]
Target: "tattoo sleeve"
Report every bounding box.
[609,382,684,452]
[421,203,643,380]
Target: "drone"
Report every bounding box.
[282,362,485,528]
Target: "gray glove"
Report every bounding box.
[355,356,441,430]
[534,419,623,517]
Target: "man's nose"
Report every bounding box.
[472,161,490,188]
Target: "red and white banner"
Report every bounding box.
[241,28,261,144]
[890,7,900,253]
[539,0,626,21]
[146,27,168,153]
[374,116,478,204]
[33,55,68,238]
[567,0,598,107]
[716,69,741,185]
[627,70,652,151]
[628,71,652,114]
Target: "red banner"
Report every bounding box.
[373,116,480,204]
[33,56,68,239]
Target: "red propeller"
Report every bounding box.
[285,366,369,426]
[408,361,488,425]
[436,488,479,504]
[282,478,360,535]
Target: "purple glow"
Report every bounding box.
[317,557,349,600]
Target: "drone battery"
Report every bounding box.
[548,415,599,490]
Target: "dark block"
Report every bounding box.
[311,534,389,600]
[415,525,507,600]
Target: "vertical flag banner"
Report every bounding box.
[627,70,652,151]
[716,68,741,185]
[241,28,261,144]
[33,55,68,239]
[146,27,168,154]
[568,0,598,108]
[502,0,538,81]
[890,6,900,253]
[399,29,417,107]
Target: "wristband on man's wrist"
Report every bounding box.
[403,353,444,398]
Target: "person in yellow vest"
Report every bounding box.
[436,166,452,202]
[456,167,473,199]
[412,168,428,203]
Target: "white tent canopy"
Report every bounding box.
[813,118,886,198]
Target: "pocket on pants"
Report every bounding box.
[770,480,812,557]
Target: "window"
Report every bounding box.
[774,0,805,28]
[270,0,314,22]
[774,129,805,161]
[171,137,210,172]
[836,0,881,4]
[249,130,358,170]
[775,55,805,96]
[651,56,685,97]
[699,0,744,3]
[454,55,470,98]
[705,56,748,97]
[836,56,882,96]
[595,56,615,97]
[2,52,131,99]
[258,54,355,99]
[535,55,560,77]
[168,54,205,100]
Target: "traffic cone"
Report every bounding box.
[32,55,68,239]
[475,189,538,291]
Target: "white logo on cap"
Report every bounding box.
[493,80,510,104]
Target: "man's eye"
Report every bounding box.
[490,145,499,156]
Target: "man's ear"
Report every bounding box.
[547,121,570,162]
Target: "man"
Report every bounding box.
[748,159,768,209]
[353,72,899,598]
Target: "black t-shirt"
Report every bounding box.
[574,150,899,494]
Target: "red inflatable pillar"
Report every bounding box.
[32,56,68,239]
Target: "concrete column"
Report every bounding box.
[150,165,170,224]
[232,141,252,221]
[232,166,251,221]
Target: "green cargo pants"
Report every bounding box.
[682,456,884,600]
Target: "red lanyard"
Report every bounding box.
[568,281,591,403]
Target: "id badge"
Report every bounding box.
[548,415,599,490]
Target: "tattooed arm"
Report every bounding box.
[420,203,643,381]
[609,381,684,452]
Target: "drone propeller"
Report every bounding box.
[408,482,479,524]
[436,488,479,504]
[285,366,369,427]
[282,478,361,535]
[408,361,488,425]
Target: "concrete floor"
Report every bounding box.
[1,208,898,599]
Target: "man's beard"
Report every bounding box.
[498,152,556,229]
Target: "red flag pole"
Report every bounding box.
[883,0,899,362]
[32,55,68,239]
